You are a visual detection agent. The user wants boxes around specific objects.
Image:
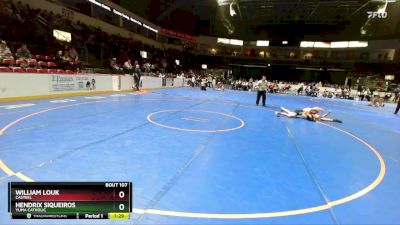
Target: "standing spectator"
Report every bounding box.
[157,71,165,78]
[68,47,79,62]
[191,75,196,87]
[364,88,371,101]
[143,61,150,73]
[123,59,134,89]
[212,77,217,88]
[297,85,304,95]
[208,74,213,88]
[359,87,366,101]
[63,45,70,60]
[0,40,13,60]
[248,78,254,91]
[200,77,207,91]
[68,47,80,71]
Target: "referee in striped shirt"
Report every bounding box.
[256,76,268,107]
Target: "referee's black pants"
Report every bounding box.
[395,98,400,114]
[256,90,266,106]
[134,74,141,91]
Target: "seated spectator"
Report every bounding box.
[16,44,30,59]
[123,59,133,73]
[55,50,69,69]
[124,59,133,69]
[55,50,63,62]
[68,47,81,71]
[62,50,71,62]
[143,61,151,72]
[0,40,13,60]
[15,44,31,67]
[156,71,164,78]
[177,72,185,79]
[110,58,123,72]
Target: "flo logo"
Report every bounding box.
[367,11,387,18]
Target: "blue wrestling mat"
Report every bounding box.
[0,88,399,225]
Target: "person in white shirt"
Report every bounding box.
[335,88,342,98]
[200,77,207,91]
[364,88,371,101]
[123,59,134,88]
[142,62,150,72]
[217,81,225,91]
[208,75,213,88]
[177,72,185,79]
[191,76,196,87]
[248,78,254,91]
[123,59,133,71]
[110,58,123,72]
[0,41,13,60]
[255,76,268,106]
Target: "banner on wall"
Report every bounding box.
[49,74,96,92]
[160,28,198,41]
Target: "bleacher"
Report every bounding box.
[0,53,76,74]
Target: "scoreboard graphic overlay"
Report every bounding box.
[8,182,132,220]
